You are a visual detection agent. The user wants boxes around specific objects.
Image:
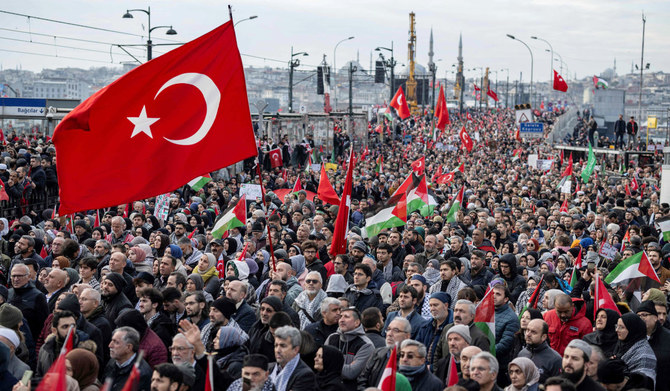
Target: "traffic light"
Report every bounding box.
[514,103,531,110]
[375,61,385,83]
[317,66,324,95]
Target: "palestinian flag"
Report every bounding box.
[455,163,465,173]
[605,251,660,285]
[559,199,569,214]
[212,195,247,239]
[407,176,429,214]
[475,288,496,355]
[620,228,630,253]
[593,76,609,89]
[512,149,522,161]
[569,248,582,288]
[375,155,384,175]
[655,216,670,242]
[187,174,212,191]
[519,274,545,319]
[365,192,407,238]
[446,185,465,223]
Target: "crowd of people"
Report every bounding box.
[0,105,667,391]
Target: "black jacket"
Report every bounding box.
[404,366,443,391]
[149,312,176,349]
[232,301,257,333]
[101,292,132,327]
[279,358,317,391]
[104,356,152,391]
[8,281,48,340]
[304,320,339,347]
[86,306,113,366]
[357,346,393,391]
[649,322,670,391]
[615,118,626,134]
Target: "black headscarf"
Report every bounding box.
[583,308,620,357]
[613,312,647,358]
[315,345,346,391]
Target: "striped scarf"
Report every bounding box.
[270,354,300,391]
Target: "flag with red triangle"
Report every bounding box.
[559,198,569,214]
[120,364,140,391]
[594,273,621,317]
[446,185,465,223]
[390,86,410,120]
[0,179,8,202]
[212,194,247,239]
[204,354,215,391]
[569,248,582,288]
[553,70,569,92]
[365,192,407,237]
[446,354,459,387]
[317,165,341,205]
[377,345,398,391]
[238,242,249,260]
[486,84,498,102]
[474,287,496,354]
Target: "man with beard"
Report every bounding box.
[100,272,133,327]
[387,231,407,268]
[292,271,327,329]
[413,235,444,268]
[635,300,670,390]
[376,243,404,283]
[150,363,183,391]
[36,310,87,377]
[468,250,494,286]
[10,235,45,270]
[518,318,562,383]
[433,325,471,383]
[383,285,427,339]
[138,287,175,349]
[93,240,112,277]
[491,283,519,385]
[183,291,209,330]
[408,274,432,319]
[330,254,353,285]
[435,300,490,361]
[444,235,470,260]
[302,241,327,284]
[226,280,256,333]
[199,297,239,351]
[428,259,467,310]
[343,263,384,313]
[248,296,283,357]
[227,354,276,391]
[416,292,453,367]
[597,358,655,391]
[106,216,135,245]
[560,339,605,391]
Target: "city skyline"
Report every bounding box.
[0,0,667,83]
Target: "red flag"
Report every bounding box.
[561,154,573,177]
[559,198,569,214]
[435,172,455,184]
[486,85,498,102]
[52,21,257,215]
[0,179,8,202]
[553,70,568,92]
[36,326,75,391]
[377,345,397,391]
[435,85,450,130]
[317,165,341,205]
[120,365,140,391]
[94,210,100,228]
[330,149,354,257]
[630,176,639,192]
[411,157,425,176]
[625,183,631,196]
[238,242,249,260]
[473,83,481,92]
[390,86,410,120]
[456,163,465,173]
[292,177,302,193]
[466,112,474,122]
[268,148,283,169]
[217,255,226,279]
[446,354,459,387]
[204,354,215,391]
[40,245,48,259]
[594,273,621,316]
[188,229,196,239]
[459,126,473,153]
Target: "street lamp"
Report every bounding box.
[234,15,258,27]
[123,7,177,61]
[333,36,355,111]
[375,43,395,102]
[288,47,308,113]
[531,36,553,85]
[507,34,534,107]
[500,68,509,107]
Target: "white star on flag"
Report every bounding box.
[128,106,160,139]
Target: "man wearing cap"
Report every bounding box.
[208,239,224,261]
[200,297,241,351]
[435,299,491,361]
[228,353,276,391]
[0,326,29,379]
[433,324,471,381]
[416,291,452,367]
[100,272,133,327]
[560,339,605,391]
[597,358,654,391]
[636,300,670,390]
[350,240,368,265]
[408,274,432,319]
[325,307,374,388]
[414,235,444,268]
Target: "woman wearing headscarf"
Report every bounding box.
[515,275,545,315]
[186,274,214,302]
[505,357,540,391]
[66,348,100,391]
[583,308,620,357]
[128,246,152,274]
[191,253,220,296]
[213,325,249,390]
[314,345,346,391]
[222,237,238,258]
[613,312,657,382]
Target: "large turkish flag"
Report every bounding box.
[53,21,256,214]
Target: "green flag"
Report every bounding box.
[581,143,596,183]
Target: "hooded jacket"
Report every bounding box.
[648,320,670,391]
[543,297,593,355]
[497,254,526,304]
[344,284,384,314]
[324,324,374,386]
[583,308,620,357]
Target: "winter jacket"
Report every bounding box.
[620,338,657,383]
[414,250,444,268]
[231,301,256,333]
[356,346,394,391]
[305,259,328,286]
[8,280,48,340]
[104,355,152,391]
[495,304,520,364]
[518,341,562,383]
[86,306,113,363]
[344,285,384,314]
[140,328,168,369]
[304,319,339,347]
[383,309,428,339]
[496,273,526,305]
[148,312,176,349]
[543,297,592,355]
[649,322,670,391]
[36,331,90,378]
[324,324,374,387]
[469,266,494,287]
[429,277,467,310]
[415,317,450,366]
[102,292,133,328]
[285,276,303,307]
[402,365,443,391]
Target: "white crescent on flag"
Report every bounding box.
[397,94,403,106]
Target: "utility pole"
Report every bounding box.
[288,47,308,113]
[639,13,646,138]
[349,62,357,118]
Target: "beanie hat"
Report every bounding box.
[636,300,658,316]
[597,359,628,384]
[211,297,236,319]
[566,339,591,360]
[57,294,81,318]
[430,292,452,305]
[261,296,283,312]
[446,325,472,344]
[104,272,127,292]
[243,354,269,371]
[0,327,19,348]
[353,241,368,253]
[410,274,427,286]
[0,304,23,329]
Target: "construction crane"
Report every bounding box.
[406,12,419,115]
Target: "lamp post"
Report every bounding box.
[469,67,484,110]
[288,47,308,113]
[507,34,533,107]
[332,36,354,112]
[500,68,509,108]
[123,7,177,61]
[375,43,395,102]
[531,36,553,84]
[234,15,258,27]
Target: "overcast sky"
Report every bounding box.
[0,0,667,83]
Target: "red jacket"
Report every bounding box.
[543,297,592,356]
